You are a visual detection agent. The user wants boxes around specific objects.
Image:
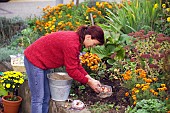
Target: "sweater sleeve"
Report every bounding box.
[78,65,88,75]
[63,45,88,84]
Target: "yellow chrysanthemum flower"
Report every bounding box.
[12,85,15,88]
[1,71,25,93]
[6,84,11,88]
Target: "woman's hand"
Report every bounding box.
[85,75,101,93]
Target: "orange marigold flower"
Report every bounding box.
[152,77,158,81]
[107,5,112,9]
[135,68,143,73]
[123,76,131,80]
[153,92,158,96]
[125,70,132,75]
[161,84,166,87]
[92,15,97,18]
[150,89,155,93]
[132,88,138,91]
[135,84,141,88]
[145,78,153,83]
[118,3,123,9]
[132,95,136,100]
[132,96,137,100]
[97,11,102,15]
[141,84,145,87]
[163,87,167,91]
[125,92,129,96]
[139,72,146,78]
[141,88,146,91]
[157,88,163,91]
[133,101,136,105]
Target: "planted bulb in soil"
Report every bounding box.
[97,85,113,98]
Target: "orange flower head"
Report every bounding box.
[125,92,129,96]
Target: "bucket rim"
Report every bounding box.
[47,72,73,81]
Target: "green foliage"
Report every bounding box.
[9,27,40,49]
[165,98,170,112]
[90,24,131,66]
[89,102,115,113]
[54,66,66,72]
[154,1,170,35]
[0,83,8,96]
[105,0,162,34]
[126,99,167,113]
[0,17,26,47]
[85,23,132,80]
[0,47,18,62]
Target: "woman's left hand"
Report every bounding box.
[85,75,102,93]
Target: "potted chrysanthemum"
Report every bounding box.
[0,71,25,113]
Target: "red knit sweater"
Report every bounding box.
[24,31,88,84]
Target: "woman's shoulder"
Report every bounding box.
[54,31,76,35]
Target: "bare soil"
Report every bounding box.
[71,76,130,113]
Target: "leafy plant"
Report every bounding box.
[89,102,115,113]
[0,83,8,96]
[154,1,170,35]
[9,27,39,49]
[104,0,162,34]
[126,99,167,113]
[0,47,18,62]
[0,17,26,47]
[91,24,131,66]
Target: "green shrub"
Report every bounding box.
[104,0,162,34]
[154,1,170,35]
[126,99,167,113]
[89,102,115,113]
[0,47,18,62]
[9,27,40,49]
[0,17,26,47]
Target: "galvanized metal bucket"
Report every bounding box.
[47,72,73,101]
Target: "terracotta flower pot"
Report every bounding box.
[2,95,22,113]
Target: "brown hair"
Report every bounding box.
[76,25,104,45]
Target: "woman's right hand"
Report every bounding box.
[85,75,102,93]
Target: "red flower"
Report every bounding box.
[141,54,151,59]
[110,53,117,59]
[130,57,136,62]
[154,44,160,49]
[128,32,135,36]
[157,33,165,37]
[149,64,159,68]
